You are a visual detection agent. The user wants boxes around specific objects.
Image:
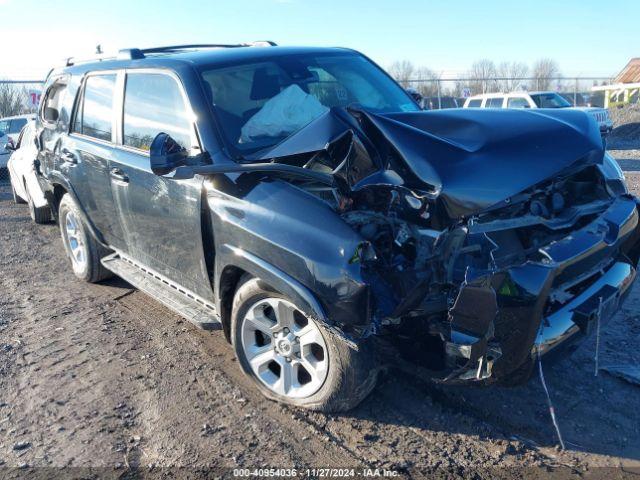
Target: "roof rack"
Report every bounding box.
[65,41,277,67]
[117,41,278,60]
[65,53,118,67]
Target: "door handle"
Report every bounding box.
[60,148,77,164]
[110,168,129,183]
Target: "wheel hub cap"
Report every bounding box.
[274,331,298,358]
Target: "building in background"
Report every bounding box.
[592,58,640,108]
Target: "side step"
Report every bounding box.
[101,253,221,330]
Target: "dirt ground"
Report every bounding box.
[1,165,640,478]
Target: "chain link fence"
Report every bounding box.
[0,80,43,184]
[400,76,615,108]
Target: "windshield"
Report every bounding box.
[200,52,419,155]
[530,93,571,108]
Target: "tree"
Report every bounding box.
[531,58,561,90]
[0,82,28,117]
[467,59,498,94]
[497,61,529,92]
[387,60,416,88]
[414,67,440,97]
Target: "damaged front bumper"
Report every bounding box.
[535,260,635,357]
[444,195,640,384]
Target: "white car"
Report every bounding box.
[463,91,613,135]
[7,121,51,223]
[0,114,36,168]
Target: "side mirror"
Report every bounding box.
[43,107,59,122]
[4,139,16,151]
[150,132,189,176]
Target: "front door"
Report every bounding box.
[110,70,213,301]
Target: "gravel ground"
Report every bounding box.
[1,179,640,479]
[608,104,640,151]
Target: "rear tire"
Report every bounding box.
[25,182,51,224]
[231,277,378,412]
[58,193,112,283]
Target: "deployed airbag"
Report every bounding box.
[240,85,329,143]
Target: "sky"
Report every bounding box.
[1,0,638,80]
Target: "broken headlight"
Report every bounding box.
[600,152,628,196]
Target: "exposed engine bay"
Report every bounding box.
[232,106,640,384]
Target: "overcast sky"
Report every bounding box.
[1,0,638,80]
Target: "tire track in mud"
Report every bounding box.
[114,292,558,477]
[115,292,368,469]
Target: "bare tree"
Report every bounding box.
[531,58,561,91]
[497,61,529,92]
[387,60,416,88]
[0,81,27,117]
[467,59,498,94]
[414,67,440,97]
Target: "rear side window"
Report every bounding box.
[41,79,68,126]
[73,74,117,142]
[507,97,530,108]
[467,99,482,108]
[122,73,193,152]
[486,97,504,108]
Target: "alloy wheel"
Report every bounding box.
[240,297,329,399]
[64,211,87,270]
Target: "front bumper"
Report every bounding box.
[445,195,640,383]
[534,260,635,357]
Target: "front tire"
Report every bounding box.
[58,194,112,283]
[231,277,378,412]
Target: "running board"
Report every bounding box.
[101,253,221,330]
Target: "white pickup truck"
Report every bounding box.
[463,91,613,136]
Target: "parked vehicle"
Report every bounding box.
[560,92,588,107]
[36,44,640,412]
[463,91,613,135]
[7,121,52,223]
[405,87,423,104]
[0,114,36,168]
[422,96,459,110]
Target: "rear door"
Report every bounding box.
[110,69,213,301]
[63,72,125,248]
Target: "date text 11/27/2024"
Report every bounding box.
[232,468,400,477]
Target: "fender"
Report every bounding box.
[215,244,358,349]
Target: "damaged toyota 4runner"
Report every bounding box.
[37,44,640,412]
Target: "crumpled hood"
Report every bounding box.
[366,108,605,217]
[252,107,604,219]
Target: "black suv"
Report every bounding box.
[36,43,640,412]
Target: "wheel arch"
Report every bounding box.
[47,173,106,246]
[214,244,350,346]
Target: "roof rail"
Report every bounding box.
[118,41,277,60]
[65,53,117,67]
[66,41,277,66]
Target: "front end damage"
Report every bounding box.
[248,107,640,385]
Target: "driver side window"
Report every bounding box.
[123,73,194,152]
